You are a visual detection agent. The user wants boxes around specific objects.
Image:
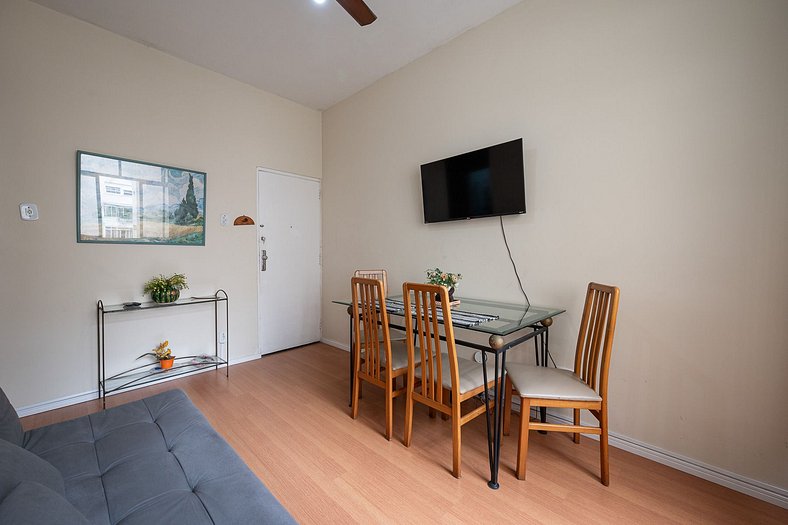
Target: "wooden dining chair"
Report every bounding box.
[503,282,620,485]
[350,277,409,440]
[353,269,405,343]
[402,282,499,478]
[353,269,389,295]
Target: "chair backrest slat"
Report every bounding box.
[587,287,605,381]
[403,283,459,405]
[352,277,392,382]
[414,291,428,395]
[588,288,609,391]
[573,283,620,398]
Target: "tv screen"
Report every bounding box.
[420,138,525,224]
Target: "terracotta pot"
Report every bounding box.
[159,357,175,369]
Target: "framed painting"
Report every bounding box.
[77,151,206,245]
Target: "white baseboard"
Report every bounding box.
[16,354,260,418]
[511,401,788,509]
[321,337,349,352]
[16,389,99,417]
[230,353,263,365]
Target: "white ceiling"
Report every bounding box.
[31,0,523,110]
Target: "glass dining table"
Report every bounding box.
[334,295,565,489]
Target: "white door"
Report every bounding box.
[257,168,321,355]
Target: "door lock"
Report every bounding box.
[261,250,268,271]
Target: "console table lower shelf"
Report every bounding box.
[102,355,228,396]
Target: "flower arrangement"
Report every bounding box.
[426,268,462,289]
[138,340,176,369]
[150,340,172,360]
[143,273,188,303]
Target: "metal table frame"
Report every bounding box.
[341,298,563,489]
[97,290,230,408]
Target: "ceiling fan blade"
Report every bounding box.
[336,0,377,26]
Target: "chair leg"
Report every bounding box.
[384,377,393,441]
[403,374,414,447]
[573,408,581,444]
[503,375,513,436]
[515,398,531,480]
[441,388,450,421]
[600,405,610,486]
[451,401,462,478]
[351,373,361,420]
[351,343,364,419]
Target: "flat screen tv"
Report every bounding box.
[420,138,525,224]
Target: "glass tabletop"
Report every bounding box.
[100,295,227,314]
[333,296,565,337]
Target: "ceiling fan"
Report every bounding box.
[335,0,377,26]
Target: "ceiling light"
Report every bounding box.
[313,0,327,5]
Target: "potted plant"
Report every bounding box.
[138,340,176,370]
[143,273,188,303]
[426,268,462,302]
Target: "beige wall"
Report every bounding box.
[322,0,788,488]
[0,0,321,407]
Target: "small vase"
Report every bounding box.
[159,357,175,370]
[152,289,180,304]
[435,286,456,302]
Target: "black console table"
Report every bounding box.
[97,290,229,407]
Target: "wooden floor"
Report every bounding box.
[22,343,787,524]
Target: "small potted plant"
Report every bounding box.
[426,268,462,302]
[139,340,176,370]
[143,273,188,303]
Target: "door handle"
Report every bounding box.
[261,250,268,271]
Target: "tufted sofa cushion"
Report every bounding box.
[23,389,295,525]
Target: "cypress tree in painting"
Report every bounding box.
[173,174,199,225]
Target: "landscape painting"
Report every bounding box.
[77,151,206,245]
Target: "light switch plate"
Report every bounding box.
[19,203,39,221]
[220,213,229,227]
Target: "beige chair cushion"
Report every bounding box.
[387,340,410,370]
[416,354,500,395]
[506,363,602,402]
[359,326,406,343]
[360,340,410,371]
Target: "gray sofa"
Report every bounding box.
[0,387,295,524]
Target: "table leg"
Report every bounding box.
[539,329,547,425]
[481,349,494,478]
[481,347,507,490]
[480,350,496,489]
[492,349,507,489]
